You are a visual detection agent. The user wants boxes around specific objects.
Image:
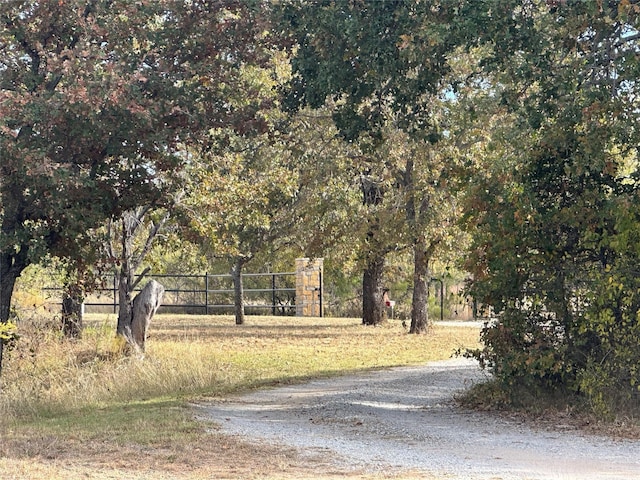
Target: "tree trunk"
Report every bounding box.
[231,258,246,325]
[360,167,387,326]
[129,279,164,352]
[410,238,431,334]
[116,278,164,353]
[115,211,137,337]
[0,266,18,324]
[62,290,83,338]
[115,267,135,337]
[109,209,166,352]
[362,253,386,325]
[0,250,28,378]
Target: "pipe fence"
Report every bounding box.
[79,272,298,316]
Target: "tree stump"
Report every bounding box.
[129,279,164,353]
[62,292,83,338]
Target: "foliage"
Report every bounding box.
[0,0,274,324]
[279,0,456,140]
[146,233,209,275]
[184,139,298,265]
[463,0,640,416]
[277,0,470,328]
[0,321,18,350]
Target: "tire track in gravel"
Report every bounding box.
[197,358,640,479]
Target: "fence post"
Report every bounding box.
[319,270,323,318]
[205,272,209,315]
[271,274,276,316]
[295,258,323,317]
[113,275,117,314]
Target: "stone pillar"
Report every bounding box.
[295,258,323,317]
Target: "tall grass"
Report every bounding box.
[0,314,481,422]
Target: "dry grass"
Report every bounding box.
[0,314,481,479]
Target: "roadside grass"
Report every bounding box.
[0,314,481,479]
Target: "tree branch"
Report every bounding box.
[131,266,151,291]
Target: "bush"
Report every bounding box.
[466,272,640,418]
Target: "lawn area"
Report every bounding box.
[0,314,481,479]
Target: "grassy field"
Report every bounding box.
[0,314,481,479]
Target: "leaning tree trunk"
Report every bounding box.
[231,258,246,326]
[129,279,164,352]
[117,279,164,353]
[362,253,386,325]
[410,238,432,334]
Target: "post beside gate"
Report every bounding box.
[295,258,323,317]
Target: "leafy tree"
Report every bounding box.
[184,135,299,325]
[462,1,640,414]
[277,0,463,328]
[0,0,273,368]
[380,123,466,333]
[180,47,299,325]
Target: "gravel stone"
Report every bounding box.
[198,357,640,479]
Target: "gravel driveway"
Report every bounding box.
[198,357,640,479]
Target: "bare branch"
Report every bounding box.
[131,266,151,291]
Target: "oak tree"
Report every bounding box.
[462,0,640,413]
[278,0,461,328]
[0,0,273,367]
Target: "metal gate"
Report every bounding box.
[80,272,298,315]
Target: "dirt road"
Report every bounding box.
[199,358,640,479]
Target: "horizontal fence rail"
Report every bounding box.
[47,272,299,316]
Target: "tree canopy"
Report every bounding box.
[3,0,640,416]
[0,0,274,367]
[280,0,456,140]
[0,0,272,309]
[462,0,640,414]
